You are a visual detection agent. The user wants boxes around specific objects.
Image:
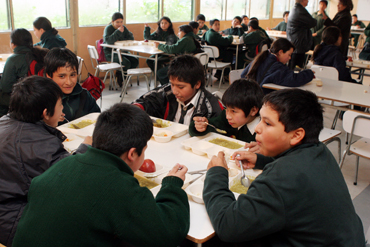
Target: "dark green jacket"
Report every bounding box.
[365,23,370,43]
[222,27,244,37]
[157,33,196,54]
[33,29,66,49]
[61,83,100,123]
[352,21,366,29]
[197,24,209,35]
[189,110,256,142]
[241,23,248,32]
[241,29,267,58]
[311,11,327,47]
[272,21,287,31]
[202,29,233,61]
[143,27,174,41]
[12,147,190,247]
[103,24,134,59]
[203,143,365,246]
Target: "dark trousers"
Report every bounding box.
[289,53,306,70]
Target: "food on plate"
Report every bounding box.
[153,119,170,128]
[208,138,243,149]
[228,168,238,177]
[139,159,156,173]
[230,181,249,194]
[155,132,168,137]
[134,174,159,189]
[68,119,95,129]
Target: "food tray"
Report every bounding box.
[57,113,100,137]
[62,133,84,153]
[151,117,188,141]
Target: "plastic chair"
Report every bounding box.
[194,52,209,83]
[229,69,244,84]
[319,128,342,163]
[203,45,232,90]
[77,56,84,83]
[120,68,152,102]
[339,110,370,185]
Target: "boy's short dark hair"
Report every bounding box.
[44,48,78,78]
[283,11,290,18]
[242,15,249,19]
[263,89,323,144]
[210,19,220,26]
[320,0,328,6]
[352,14,358,18]
[250,17,259,25]
[167,55,205,88]
[9,76,63,123]
[197,14,206,21]
[189,21,199,29]
[222,79,263,117]
[248,20,259,30]
[234,16,242,24]
[92,103,153,157]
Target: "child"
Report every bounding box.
[33,17,67,49]
[0,28,48,117]
[154,25,202,85]
[249,17,269,38]
[203,89,365,246]
[103,12,139,71]
[312,26,355,82]
[359,23,370,60]
[189,79,263,143]
[242,38,314,94]
[311,0,328,48]
[270,11,289,31]
[197,14,209,35]
[12,103,190,247]
[189,21,201,41]
[44,48,100,122]
[0,76,89,247]
[241,15,249,31]
[351,14,366,46]
[133,55,223,125]
[221,16,244,36]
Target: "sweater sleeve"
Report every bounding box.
[132,86,168,118]
[364,23,370,37]
[103,25,121,44]
[143,26,156,40]
[263,63,314,87]
[189,110,230,137]
[158,37,189,54]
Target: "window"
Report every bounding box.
[273,0,289,18]
[0,0,10,31]
[200,0,223,20]
[250,0,270,19]
[79,0,120,26]
[226,0,248,20]
[305,0,318,14]
[12,0,69,29]
[164,0,192,22]
[126,0,159,24]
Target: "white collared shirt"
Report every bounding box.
[238,116,261,135]
[174,90,201,125]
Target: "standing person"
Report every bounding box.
[311,0,328,48]
[268,11,289,31]
[351,14,366,47]
[287,0,317,69]
[33,17,67,49]
[322,0,353,58]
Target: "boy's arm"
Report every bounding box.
[189,110,229,137]
[209,32,233,47]
[143,26,156,40]
[272,22,282,31]
[158,38,187,54]
[132,86,168,118]
[103,25,122,44]
[33,41,42,47]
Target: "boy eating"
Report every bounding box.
[133,55,223,125]
[189,79,263,143]
[196,14,209,35]
[203,89,365,246]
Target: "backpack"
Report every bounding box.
[96,39,107,63]
[27,59,44,76]
[81,73,105,100]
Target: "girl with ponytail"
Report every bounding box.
[33,17,67,49]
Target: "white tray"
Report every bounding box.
[62,133,84,153]
[57,113,100,137]
[151,117,188,140]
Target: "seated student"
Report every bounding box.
[44,48,100,123]
[241,15,249,31]
[241,38,314,94]
[312,26,355,83]
[250,17,269,38]
[221,16,244,37]
[351,14,366,47]
[0,76,90,247]
[359,23,370,60]
[154,25,202,85]
[33,17,67,49]
[189,21,201,41]
[12,103,190,247]
[144,16,177,73]
[197,14,209,36]
[133,55,223,125]
[189,79,263,143]
[203,89,365,246]
[269,11,289,31]
[0,28,48,117]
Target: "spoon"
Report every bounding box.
[205,122,227,134]
[64,117,80,129]
[236,154,250,188]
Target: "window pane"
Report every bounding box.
[126,0,159,24]
[0,0,9,31]
[273,0,289,18]
[250,0,270,19]
[79,0,119,26]
[226,0,247,20]
[164,0,192,22]
[12,0,68,29]
[200,0,223,20]
[306,0,317,14]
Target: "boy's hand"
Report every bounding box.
[193,116,208,132]
[207,151,228,170]
[244,141,260,153]
[167,163,188,181]
[154,42,160,48]
[232,151,257,169]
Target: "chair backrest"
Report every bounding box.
[203,45,219,59]
[342,110,370,139]
[229,69,244,84]
[87,45,98,69]
[311,65,339,80]
[194,52,209,66]
[77,56,84,75]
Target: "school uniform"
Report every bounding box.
[359,23,370,60]
[238,30,268,68]
[203,142,365,246]
[12,146,190,247]
[133,84,223,125]
[352,21,366,47]
[272,21,287,31]
[189,109,260,143]
[103,24,139,70]
[241,23,248,32]
[222,27,244,37]
[202,29,233,62]
[311,11,327,47]
[197,24,209,35]
[33,29,67,49]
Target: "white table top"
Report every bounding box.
[347,59,370,69]
[101,43,164,55]
[0,54,12,74]
[266,30,287,39]
[263,79,370,108]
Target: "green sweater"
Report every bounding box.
[158,32,196,54]
[222,27,244,36]
[189,110,256,142]
[103,24,134,59]
[352,20,366,28]
[365,23,370,43]
[33,29,67,49]
[202,29,233,61]
[143,26,174,41]
[197,24,209,35]
[311,11,327,47]
[13,147,190,247]
[241,29,267,58]
[272,21,287,31]
[203,143,365,246]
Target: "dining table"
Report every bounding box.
[346,59,370,84]
[0,54,12,75]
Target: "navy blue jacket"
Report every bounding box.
[241,53,314,94]
[313,44,353,82]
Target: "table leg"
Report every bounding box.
[154,54,158,87]
[235,45,239,70]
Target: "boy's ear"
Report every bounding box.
[195,80,201,90]
[125,147,138,163]
[46,73,52,79]
[249,106,259,117]
[42,108,49,120]
[290,127,305,146]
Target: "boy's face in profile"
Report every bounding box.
[198,20,205,29]
[211,21,220,32]
[170,76,201,105]
[254,104,295,157]
[226,106,257,129]
[47,65,77,95]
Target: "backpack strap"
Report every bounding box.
[75,90,87,119]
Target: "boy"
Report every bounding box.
[203,89,365,246]
[44,48,100,123]
[352,14,366,46]
[241,15,249,31]
[197,14,209,35]
[189,21,201,41]
[271,11,289,31]
[250,17,270,38]
[12,103,190,247]
[221,16,244,36]
[311,0,328,47]
[133,55,223,125]
[189,79,263,143]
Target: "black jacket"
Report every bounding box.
[287,3,317,54]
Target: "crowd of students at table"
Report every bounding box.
[0,0,369,245]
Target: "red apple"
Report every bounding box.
[140,159,156,173]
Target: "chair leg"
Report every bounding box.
[219,68,226,90]
[120,75,132,103]
[331,110,340,129]
[354,156,360,185]
[339,149,348,169]
[143,74,150,91]
[137,76,140,86]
